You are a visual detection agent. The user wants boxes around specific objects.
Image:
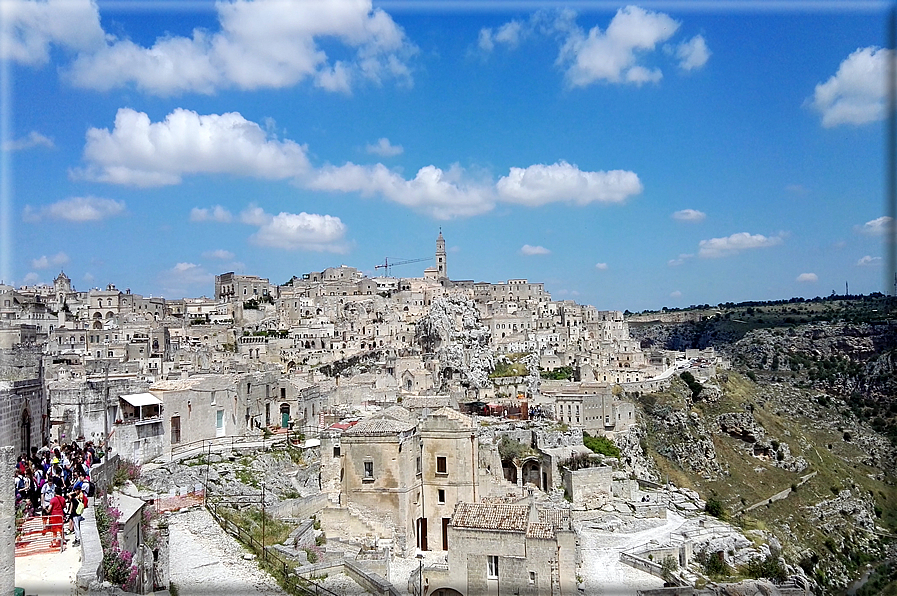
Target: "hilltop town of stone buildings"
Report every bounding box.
[3,232,772,596]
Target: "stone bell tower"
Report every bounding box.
[436,229,447,280]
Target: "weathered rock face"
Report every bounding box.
[716,578,786,596]
[415,294,494,391]
[613,424,659,482]
[141,447,321,505]
[718,412,763,443]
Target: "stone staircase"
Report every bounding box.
[15,515,66,556]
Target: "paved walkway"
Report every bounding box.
[579,510,687,596]
[15,539,82,596]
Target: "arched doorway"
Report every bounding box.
[430,588,463,596]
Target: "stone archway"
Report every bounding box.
[430,587,463,596]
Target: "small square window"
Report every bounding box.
[438,489,445,504]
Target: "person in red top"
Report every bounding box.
[47,485,66,551]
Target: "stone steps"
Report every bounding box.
[15,516,67,556]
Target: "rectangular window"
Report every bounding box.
[416,456,421,475]
[363,461,374,480]
[436,456,447,475]
[438,489,445,504]
[529,571,537,584]
[170,416,181,444]
[333,445,341,457]
[487,556,499,579]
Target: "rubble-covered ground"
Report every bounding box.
[141,445,321,503]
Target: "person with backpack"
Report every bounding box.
[40,476,54,515]
[66,488,86,547]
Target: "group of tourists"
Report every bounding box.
[14,440,100,551]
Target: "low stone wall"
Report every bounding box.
[294,559,399,596]
[77,498,104,590]
[344,560,398,596]
[270,493,328,521]
[90,454,121,495]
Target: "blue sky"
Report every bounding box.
[1,0,893,311]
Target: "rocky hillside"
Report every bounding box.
[627,296,897,594]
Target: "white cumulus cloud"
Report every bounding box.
[23,196,125,222]
[811,46,891,127]
[520,244,551,255]
[310,162,496,219]
[0,0,105,65]
[77,108,311,187]
[857,255,882,266]
[1,130,54,151]
[670,290,682,298]
[250,211,348,253]
[191,206,234,223]
[64,0,415,95]
[30,251,69,270]
[796,272,818,283]
[698,232,783,258]
[674,34,710,71]
[479,20,526,53]
[496,161,642,207]
[855,216,894,236]
[558,6,679,87]
[202,249,235,261]
[311,160,642,219]
[672,208,706,222]
[595,262,608,270]
[365,137,403,157]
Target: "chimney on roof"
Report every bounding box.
[527,487,538,525]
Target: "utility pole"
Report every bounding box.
[261,481,266,560]
[103,361,110,453]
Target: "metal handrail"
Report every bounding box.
[205,496,341,596]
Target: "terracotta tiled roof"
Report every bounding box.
[381,405,414,421]
[342,415,416,436]
[451,502,529,532]
[525,522,555,540]
[538,508,570,530]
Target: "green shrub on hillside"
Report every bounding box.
[583,432,621,458]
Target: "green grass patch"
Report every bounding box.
[583,433,621,458]
[217,505,295,547]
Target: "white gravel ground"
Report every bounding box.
[168,506,289,596]
[578,509,687,596]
